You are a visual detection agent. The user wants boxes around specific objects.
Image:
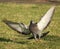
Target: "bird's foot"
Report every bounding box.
[35,38,41,42]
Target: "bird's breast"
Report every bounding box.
[29,24,39,33]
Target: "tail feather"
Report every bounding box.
[41,31,50,38]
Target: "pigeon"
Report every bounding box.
[3,6,55,40]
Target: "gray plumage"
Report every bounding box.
[3,20,30,35]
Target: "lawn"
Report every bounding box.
[0,2,60,49]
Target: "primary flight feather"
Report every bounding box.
[37,6,55,31]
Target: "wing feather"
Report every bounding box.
[3,20,30,35]
[37,6,55,31]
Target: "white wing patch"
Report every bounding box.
[37,6,55,31]
[8,23,23,32]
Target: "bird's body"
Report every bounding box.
[29,21,42,39]
[29,21,39,34]
[3,6,55,40]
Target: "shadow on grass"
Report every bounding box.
[16,41,29,44]
[42,35,60,42]
[0,38,13,42]
[0,35,60,44]
[0,37,29,44]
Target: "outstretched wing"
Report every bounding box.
[37,6,55,31]
[3,19,30,35]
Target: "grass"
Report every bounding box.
[0,2,60,49]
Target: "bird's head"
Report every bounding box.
[30,20,35,25]
[30,20,37,25]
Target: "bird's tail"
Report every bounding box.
[41,31,50,38]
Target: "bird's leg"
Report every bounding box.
[32,33,37,40]
[38,33,42,39]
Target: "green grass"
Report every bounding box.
[0,2,60,49]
